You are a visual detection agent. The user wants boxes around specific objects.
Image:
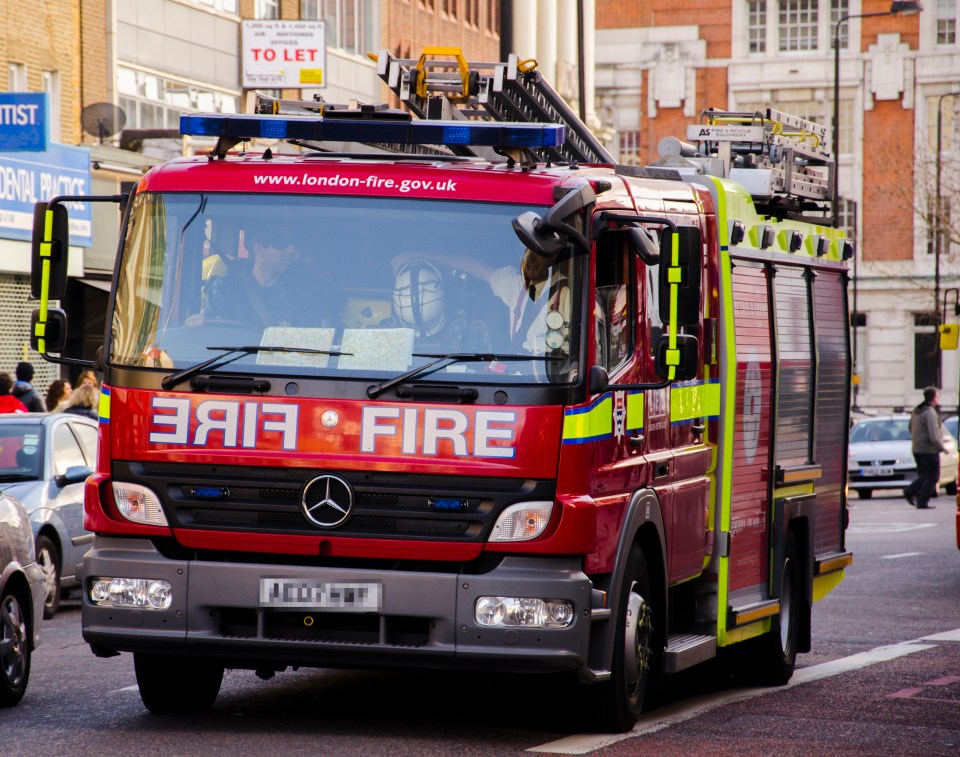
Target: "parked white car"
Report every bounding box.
[848,415,959,499]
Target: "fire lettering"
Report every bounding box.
[360,407,516,459]
[149,398,299,450]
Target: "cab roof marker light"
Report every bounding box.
[180,113,565,150]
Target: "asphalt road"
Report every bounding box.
[1,488,958,756]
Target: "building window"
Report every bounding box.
[937,0,957,45]
[914,313,941,390]
[486,0,499,33]
[830,0,849,49]
[779,0,819,51]
[465,0,479,27]
[7,62,26,91]
[836,197,856,238]
[442,0,458,19]
[302,1,376,56]
[255,0,279,19]
[749,1,768,53]
[117,66,240,130]
[191,0,239,13]
[618,130,642,166]
[41,70,61,143]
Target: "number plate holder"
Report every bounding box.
[259,578,382,612]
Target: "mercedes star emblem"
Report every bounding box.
[301,474,354,528]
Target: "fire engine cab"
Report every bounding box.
[30,48,853,731]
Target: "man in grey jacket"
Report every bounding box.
[904,387,946,509]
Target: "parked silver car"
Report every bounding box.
[0,492,44,706]
[0,414,97,617]
[848,414,959,499]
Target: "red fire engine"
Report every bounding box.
[30,49,852,731]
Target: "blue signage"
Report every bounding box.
[0,143,92,247]
[0,93,49,152]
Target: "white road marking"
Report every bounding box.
[527,638,944,754]
[847,523,936,534]
[881,552,923,560]
[109,685,139,693]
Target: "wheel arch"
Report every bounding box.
[586,487,668,677]
[1,570,37,651]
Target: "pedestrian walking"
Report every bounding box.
[12,361,45,412]
[60,383,99,420]
[0,372,28,413]
[904,386,947,509]
[45,379,72,411]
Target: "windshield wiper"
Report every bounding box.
[366,352,558,399]
[161,345,347,391]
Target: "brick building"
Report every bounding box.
[595,0,960,411]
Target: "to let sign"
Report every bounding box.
[0,93,49,152]
[242,20,326,89]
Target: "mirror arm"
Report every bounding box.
[607,377,671,391]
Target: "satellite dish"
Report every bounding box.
[81,103,127,143]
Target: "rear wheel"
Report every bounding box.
[35,535,61,619]
[584,546,659,732]
[0,588,31,707]
[754,533,800,685]
[856,489,873,500]
[134,653,224,714]
[945,480,958,496]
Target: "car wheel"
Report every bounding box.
[0,588,31,707]
[946,481,958,496]
[35,535,61,620]
[134,653,224,713]
[856,489,873,500]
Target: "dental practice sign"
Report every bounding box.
[0,95,92,247]
[0,93,48,152]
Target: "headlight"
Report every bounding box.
[475,596,573,628]
[112,482,168,526]
[489,501,553,542]
[89,577,173,609]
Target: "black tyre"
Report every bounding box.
[585,546,659,732]
[134,653,224,714]
[35,535,61,620]
[754,532,801,685]
[0,588,31,707]
[856,489,873,500]
[945,480,958,496]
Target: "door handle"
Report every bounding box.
[691,424,705,436]
[629,434,645,447]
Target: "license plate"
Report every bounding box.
[860,467,893,477]
[259,579,381,611]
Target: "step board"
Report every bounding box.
[665,633,717,674]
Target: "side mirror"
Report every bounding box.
[31,202,70,300]
[658,225,703,326]
[588,364,609,394]
[512,182,597,258]
[655,333,699,381]
[55,465,94,488]
[626,226,660,265]
[31,307,68,354]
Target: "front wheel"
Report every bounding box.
[0,589,31,707]
[583,545,659,732]
[856,489,873,500]
[945,480,958,496]
[134,653,224,714]
[753,533,801,685]
[35,535,61,619]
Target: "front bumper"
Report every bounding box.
[81,537,593,673]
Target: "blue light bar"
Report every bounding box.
[180,113,565,150]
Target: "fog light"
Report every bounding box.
[89,577,173,609]
[474,596,573,628]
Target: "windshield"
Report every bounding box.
[111,192,583,385]
[0,425,43,480]
[849,418,910,444]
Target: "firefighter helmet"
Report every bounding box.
[392,260,446,336]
